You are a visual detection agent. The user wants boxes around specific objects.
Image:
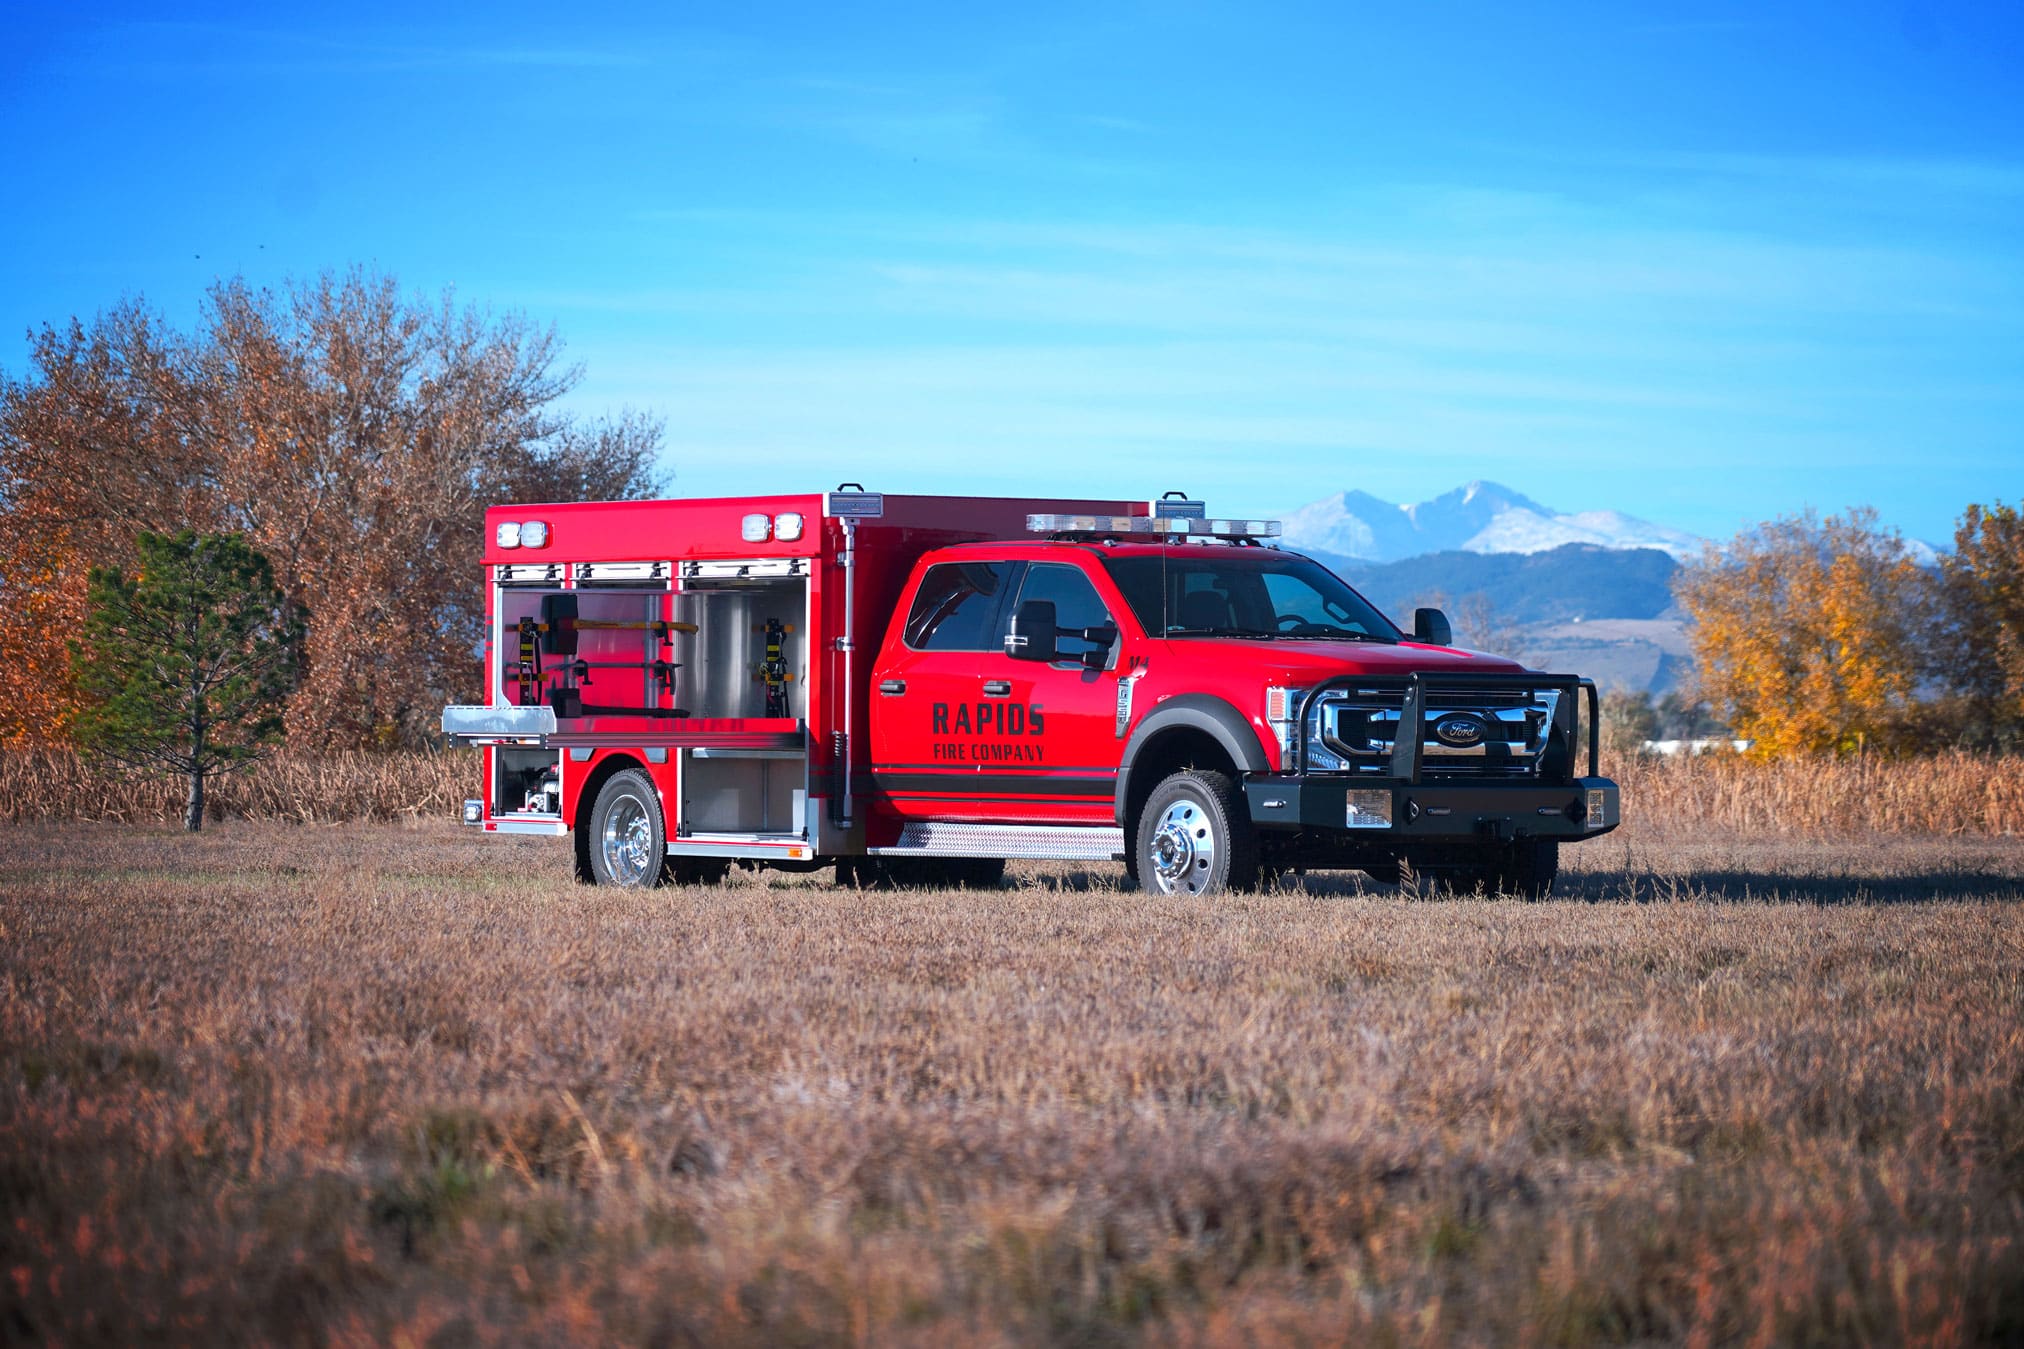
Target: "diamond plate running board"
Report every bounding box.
[871,822,1126,861]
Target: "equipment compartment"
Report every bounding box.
[679,574,807,722]
[496,583,695,720]
[493,746,563,817]
[680,749,804,834]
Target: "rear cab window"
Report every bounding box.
[903,561,1018,651]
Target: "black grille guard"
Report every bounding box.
[1291,671,1601,783]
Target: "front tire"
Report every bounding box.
[1133,769,1259,896]
[588,769,668,888]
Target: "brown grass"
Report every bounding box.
[3,821,2022,1344]
[7,748,2023,840]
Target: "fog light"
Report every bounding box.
[1587,788,1608,829]
[1345,789,1392,829]
[461,799,482,825]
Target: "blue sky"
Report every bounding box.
[2,1,2019,545]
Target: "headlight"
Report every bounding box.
[775,512,805,541]
[741,513,771,543]
[1264,686,1301,765]
[495,521,522,548]
[519,520,549,548]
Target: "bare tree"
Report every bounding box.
[0,268,664,748]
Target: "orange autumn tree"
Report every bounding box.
[0,304,218,745]
[0,268,664,749]
[1675,509,1931,756]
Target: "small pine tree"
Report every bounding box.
[70,531,304,831]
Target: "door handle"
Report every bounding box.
[982,680,1012,696]
[879,679,906,695]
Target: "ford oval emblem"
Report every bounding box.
[1433,713,1487,747]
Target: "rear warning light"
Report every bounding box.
[494,520,549,548]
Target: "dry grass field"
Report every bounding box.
[4,784,2024,1343]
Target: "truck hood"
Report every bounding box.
[1156,637,1529,681]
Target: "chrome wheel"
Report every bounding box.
[1147,796,1218,895]
[600,792,654,886]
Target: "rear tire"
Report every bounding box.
[1445,839,1559,899]
[1133,769,1259,896]
[588,769,667,888]
[1498,839,1559,899]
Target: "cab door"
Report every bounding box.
[869,558,1126,825]
[868,559,1020,822]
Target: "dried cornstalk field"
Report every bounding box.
[6,748,2023,838]
[0,750,469,825]
[3,816,2022,1345]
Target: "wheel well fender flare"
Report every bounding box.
[1114,695,1270,827]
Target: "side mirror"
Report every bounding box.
[1076,624,1119,669]
[1005,600,1059,662]
[1413,607,1452,646]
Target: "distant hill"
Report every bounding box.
[1279,480,1708,562]
[1317,543,1682,627]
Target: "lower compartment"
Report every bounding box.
[679,749,806,835]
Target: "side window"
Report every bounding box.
[904,562,1015,651]
[1015,562,1113,637]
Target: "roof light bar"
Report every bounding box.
[1026,514,1282,539]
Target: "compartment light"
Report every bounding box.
[519,521,549,548]
[741,513,772,543]
[774,511,805,541]
[495,521,522,548]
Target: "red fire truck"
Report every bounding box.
[442,488,1618,896]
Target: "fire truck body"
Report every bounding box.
[446,491,1142,877]
[444,488,1619,895]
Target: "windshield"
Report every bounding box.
[1101,549,1402,642]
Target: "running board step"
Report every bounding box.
[872,822,1125,861]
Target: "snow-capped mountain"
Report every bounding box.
[1279,481,1710,562]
